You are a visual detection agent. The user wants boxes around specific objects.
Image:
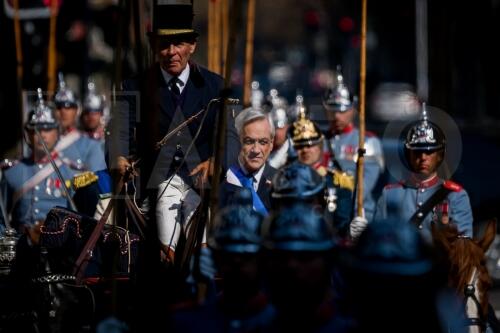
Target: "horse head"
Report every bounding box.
[432,219,497,332]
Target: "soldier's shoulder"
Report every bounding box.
[191,62,223,89]
[442,180,463,192]
[0,159,19,171]
[73,171,99,190]
[195,63,223,81]
[73,169,112,194]
[365,130,379,138]
[332,169,355,192]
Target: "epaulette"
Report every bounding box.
[443,180,463,192]
[332,170,355,192]
[0,159,18,170]
[384,182,403,190]
[316,166,328,177]
[73,171,99,190]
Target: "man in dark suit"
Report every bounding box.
[220,107,276,216]
[108,0,239,266]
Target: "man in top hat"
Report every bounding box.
[367,104,473,241]
[323,66,384,223]
[109,0,239,265]
[220,107,276,216]
[290,108,354,238]
[53,73,107,173]
[0,89,90,233]
[80,81,106,143]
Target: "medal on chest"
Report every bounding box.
[432,201,450,224]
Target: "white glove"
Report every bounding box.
[350,216,368,241]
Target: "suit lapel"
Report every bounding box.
[182,75,203,118]
[257,164,275,210]
[156,67,176,120]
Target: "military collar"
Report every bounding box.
[341,123,355,134]
[63,126,77,135]
[36,151,59,164]
[330,123,355,136]
[312,151,332,175]
[404,174,440,189]
[85,127,105,140]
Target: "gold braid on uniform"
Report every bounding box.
[332,170,355,192]
[72,171,99,190]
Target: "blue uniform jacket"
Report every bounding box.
[1,159,79,231]
[373,176,473,238]
[328,125,384,222]
[60,130,107,172]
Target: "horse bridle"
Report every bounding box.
[463,267,487,331]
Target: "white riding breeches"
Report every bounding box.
[156,174,204,252]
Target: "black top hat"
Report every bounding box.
[149,0,199,39]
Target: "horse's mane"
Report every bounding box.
[433,222,495,321]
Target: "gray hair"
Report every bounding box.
[235,107,275,138]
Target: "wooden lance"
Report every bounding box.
[356,0,368,217]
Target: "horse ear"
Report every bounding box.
[476,218,497,253]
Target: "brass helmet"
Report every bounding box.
[290,107,323,148]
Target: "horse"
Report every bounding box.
[432,219,497,333]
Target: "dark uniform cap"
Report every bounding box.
[404,103,446,151]
[25,88,58,130]
[149,0,198,39]
[346,219,434,276]
[323,65,353,113]
[54,72,78,109]
[83,81,104,113]
[271,161,325,199]
[262,203,335,251]
[290,109,323,148]
[208,188,263,253]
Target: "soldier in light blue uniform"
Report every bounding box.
[0,89,92,233]
[323,67,384,222]
[289,108,354,238]
[80,80,106,144]
[54,73,106,173]
[372,104,473,240]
